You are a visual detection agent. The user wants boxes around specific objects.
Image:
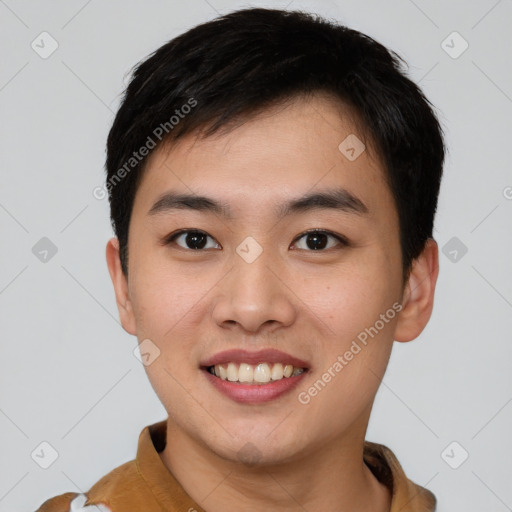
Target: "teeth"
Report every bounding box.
[239,363,253,383]
[271,363,284,380]
[209,362,305,384]
[227,362,238,382]
[253,363,271,383]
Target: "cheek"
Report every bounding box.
[128,257,219,380]
[129,246,204,324]
[319,295,397,385]
[304,259,399,394]
[305,259,400,341]
[295,274,397,431]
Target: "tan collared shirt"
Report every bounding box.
[36,420,436,511]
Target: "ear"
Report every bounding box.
[105,237,137,335]
[394,238,439,342]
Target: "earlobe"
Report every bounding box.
[394,238,439,343]
[105,237,137,335]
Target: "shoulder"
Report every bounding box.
[35,492,78,512]
[364,440,437,512]
[35,492,112,512]
[35,460,140,512]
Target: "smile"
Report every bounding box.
[207,362,305,384]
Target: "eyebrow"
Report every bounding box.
[147,187,369,219]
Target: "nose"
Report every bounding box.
[211,246,297,334]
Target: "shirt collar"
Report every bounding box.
[136,420,435,511]
[135,420,204,511]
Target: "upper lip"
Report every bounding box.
[201,348,310,369]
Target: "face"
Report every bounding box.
[108,93,415,465]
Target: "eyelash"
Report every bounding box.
[163,229,349,252]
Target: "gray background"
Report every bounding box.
[1,0,511,510]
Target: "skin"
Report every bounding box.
[106,92,439,512]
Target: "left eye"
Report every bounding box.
[291,230,347,251]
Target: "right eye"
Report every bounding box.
[164,229,221,251]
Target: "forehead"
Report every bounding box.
[132,93,393,222]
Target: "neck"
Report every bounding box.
[159,413,391,512]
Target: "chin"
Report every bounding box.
[204,430,305,468]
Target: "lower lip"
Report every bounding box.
[202,368,308,404]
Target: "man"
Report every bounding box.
[37,6,444,511]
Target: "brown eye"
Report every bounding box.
[165,230,220,250]
[291,230,348,251]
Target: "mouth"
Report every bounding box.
[203,362,307,385]
[199,348,310,403]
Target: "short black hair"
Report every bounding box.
[105,7,446,282]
